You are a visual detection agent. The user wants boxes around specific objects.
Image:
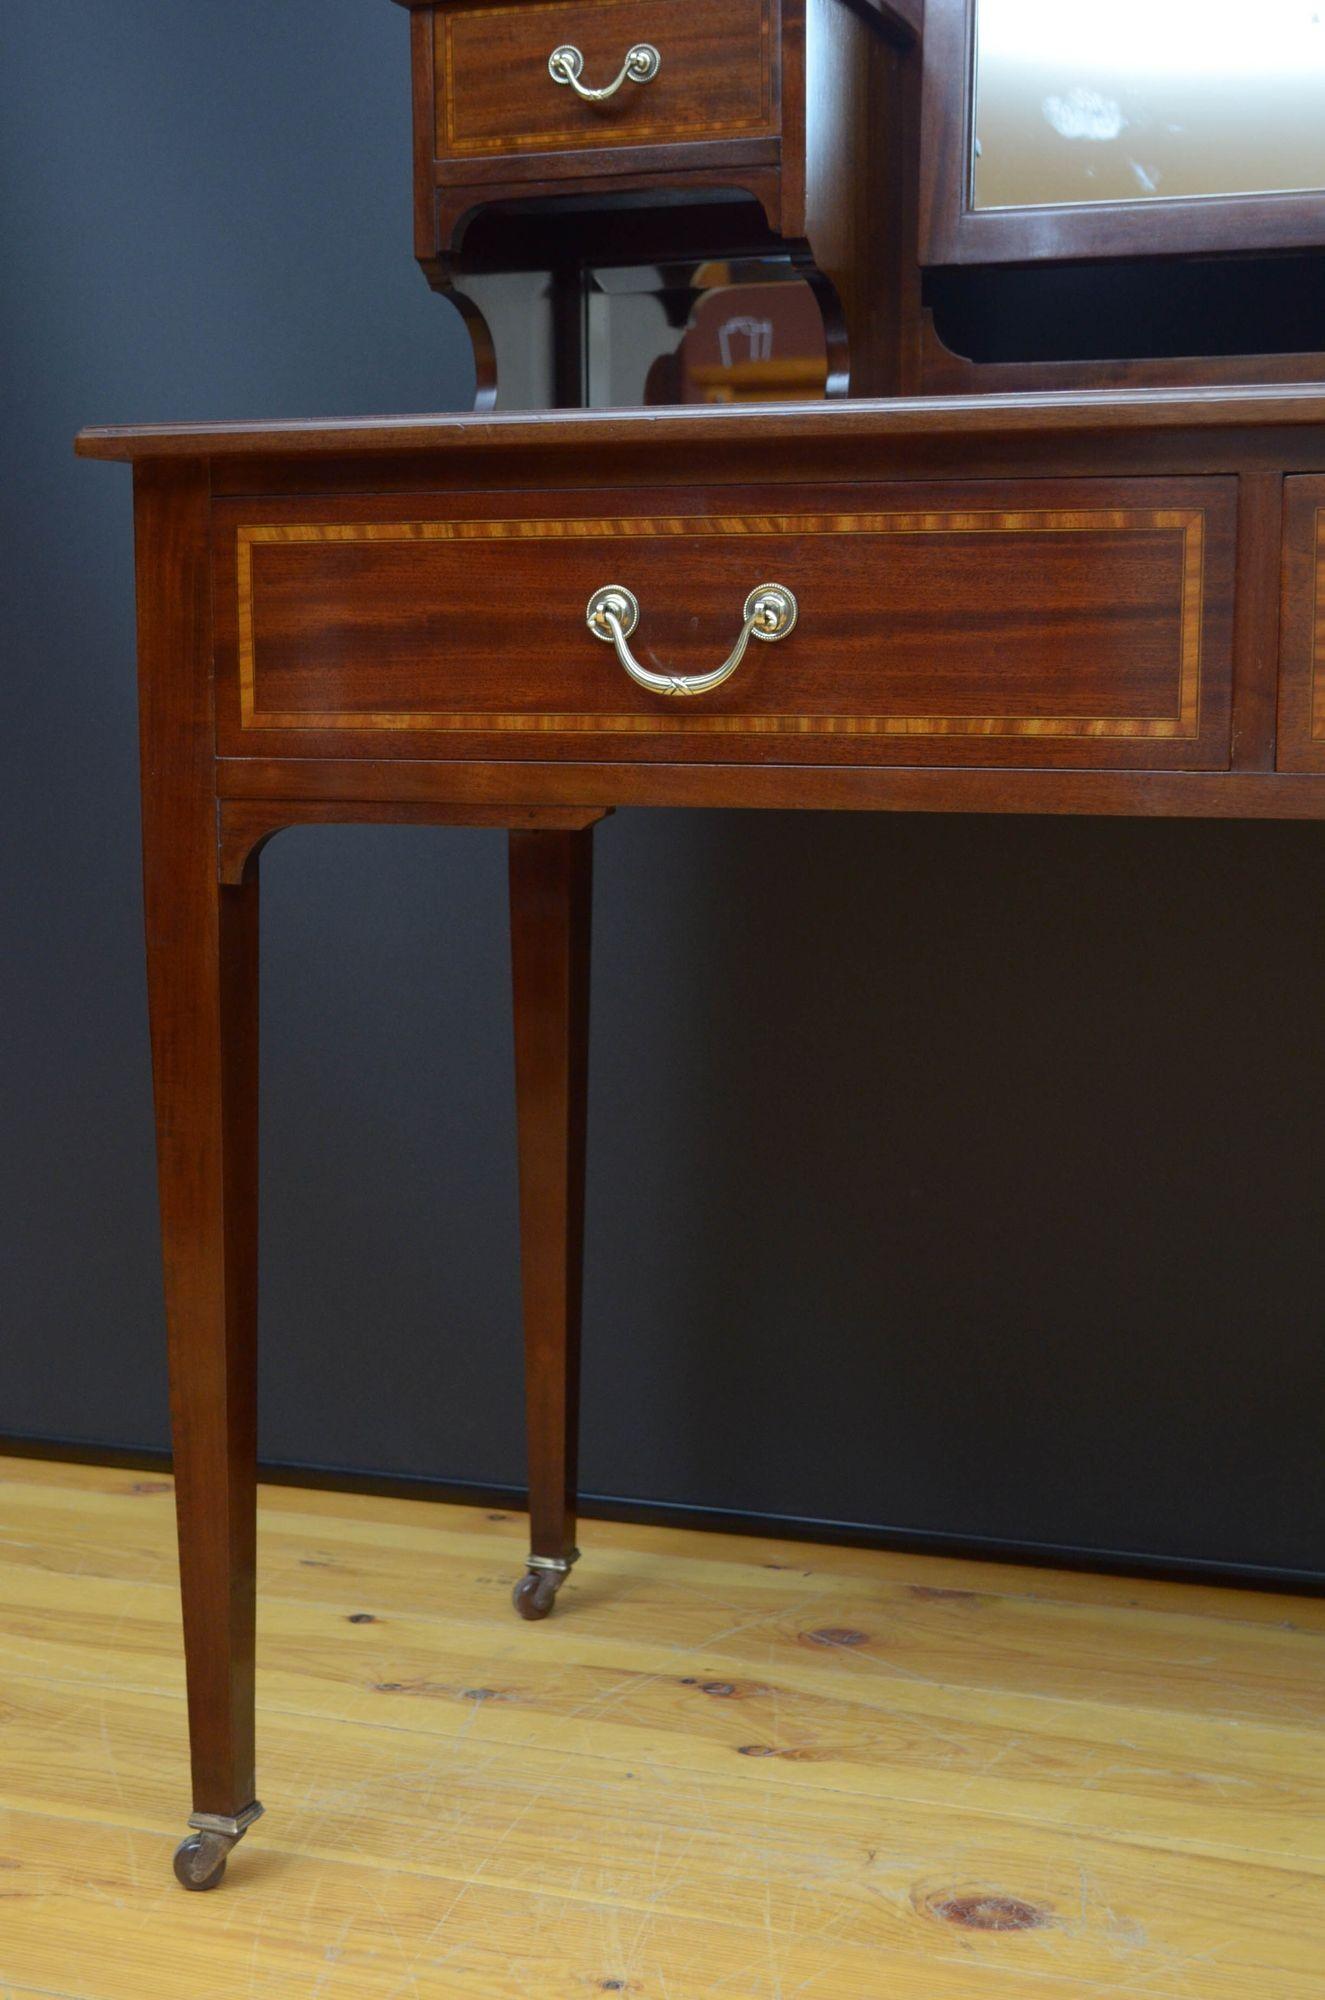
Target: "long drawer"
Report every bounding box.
[212,479,1236,769]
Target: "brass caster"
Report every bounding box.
[513,1567,562,1620]
[173,1830,235,1891]
[513,1550,579,1620]
[172,1802,263,1890]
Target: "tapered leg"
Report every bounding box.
[508,828,593,1620]
[135,462,262,1887]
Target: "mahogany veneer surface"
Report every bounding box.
[76,386,1325,811]
[212,479,1234,770]
[75,383,1325,456]
[435,0,777,160]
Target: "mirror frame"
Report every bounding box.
[919,0,1325,265]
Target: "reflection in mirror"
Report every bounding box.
[460,260,830,410]
[587,261,828,408]
[457,271,556,409]
[972,0,1325,211]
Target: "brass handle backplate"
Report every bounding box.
[548,42,661,101]
[586,583,798,698]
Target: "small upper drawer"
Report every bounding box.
[214,478,1236,771]
[433,0,778,163]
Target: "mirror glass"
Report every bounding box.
[586,261,828,408]
[972,0,1325,211]
[462,261,830,412]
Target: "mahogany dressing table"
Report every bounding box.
[77,0,1325,1890]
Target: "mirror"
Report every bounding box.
[586,261,829,408]
[458,259,830,412]
[972,0,1325,212]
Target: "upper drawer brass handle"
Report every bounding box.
[586,583,798,698]
[548,41,661,102]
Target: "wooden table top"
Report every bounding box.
[74,382,1325,462]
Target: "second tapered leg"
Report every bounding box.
[134,462,263,1888]
[508,827,593,1620]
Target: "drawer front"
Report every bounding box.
[434,0,777,161]
[214,480,1235,769]
[1278,476,1325,770]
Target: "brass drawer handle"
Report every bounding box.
[586,583,798,698]
[548,41,661,102]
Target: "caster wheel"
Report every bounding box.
[173,1830,233,1891]
[513,1568,562,1621]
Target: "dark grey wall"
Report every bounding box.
[4,0,1323,1577]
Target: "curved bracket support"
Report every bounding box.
[218,802,609,888]
[416,252,500,411]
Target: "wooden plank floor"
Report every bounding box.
[0,1454,1321,1998]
